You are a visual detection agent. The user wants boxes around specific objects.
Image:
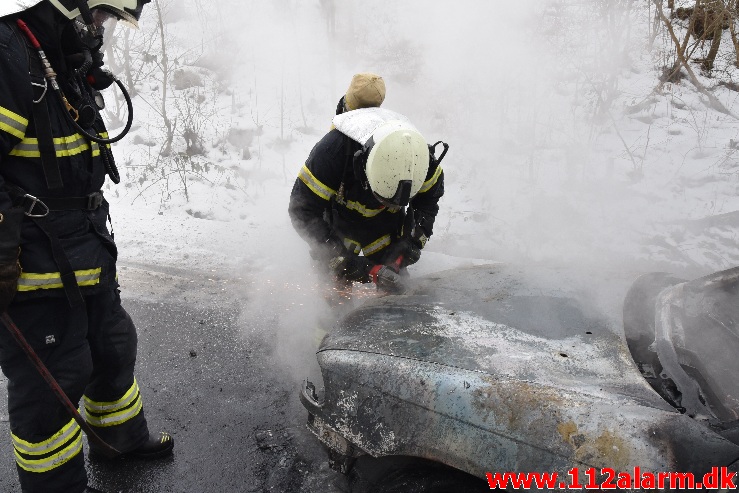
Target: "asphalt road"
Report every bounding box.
[0,263,347,493]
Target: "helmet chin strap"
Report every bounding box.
[73,0,103,49]
[74,0,94,25]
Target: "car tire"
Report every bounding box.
[368,467,491,493]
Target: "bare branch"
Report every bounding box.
[652,0,734,115]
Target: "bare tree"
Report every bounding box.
[154,0,175,157]
[652,0,732,113]
[730,1,739,66]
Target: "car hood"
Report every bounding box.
[319,263,672,411]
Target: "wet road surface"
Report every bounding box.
[0,263,346,493]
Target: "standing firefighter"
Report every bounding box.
[0,1,173,492]
[289,74,447,298]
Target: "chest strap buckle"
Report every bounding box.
[86,191,103,210]
[20,193,50,218]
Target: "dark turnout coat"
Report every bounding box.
[0,17,117,299]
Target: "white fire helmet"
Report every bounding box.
[0,0,149,27]
[365,120,429,209]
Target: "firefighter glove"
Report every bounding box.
[386,238,422,271]
[0,208,23,313]
[331,254,374,284]
[368,264,405,294]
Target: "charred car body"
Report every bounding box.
[300,264,739,492]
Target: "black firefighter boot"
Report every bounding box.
[90,432,174,461]
[127,431,174,460]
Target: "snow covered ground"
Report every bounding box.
[104,1,739,297]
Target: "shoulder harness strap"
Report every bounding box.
[334,133,355,206]
[11,21,64,190]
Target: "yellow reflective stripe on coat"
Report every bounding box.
[17,268,102,292]
[418,165,443,194]
[12,418,82,473]
[0,106,28,139]
[83,378,144,427]
[9,132,110,158]
[363,234,391,256]
[345,199,387,218]
[343,238,362,255]
[298,164,336,201]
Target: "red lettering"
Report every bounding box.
[486,472,536,490]
[658,472,670,489]
[616,472,631,489]
[485,472,508,490]
[532,472,559,489]
[486,472,505,489]
[640,472,655,489]
[601,468,617,490]
[669,472,693,490]
[704,467,719,489]
[584,467,598,489]
[568,467,581,489]
[483,468,734,490]
[721,467,737,489]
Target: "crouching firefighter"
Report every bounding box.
[0,1,173,492]
[288,104,447,301]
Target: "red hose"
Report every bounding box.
[15,19,41,49]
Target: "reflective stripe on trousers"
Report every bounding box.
[82,378,144,428]
[12,418,83,473]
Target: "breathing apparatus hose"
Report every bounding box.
[59,76,134,145]
[16,19,134,146]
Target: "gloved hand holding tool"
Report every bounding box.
[367,263,405,293]
[385,238,423,273]
[322,237,404,293]
[385,209,429,274]
[0,207,23,313]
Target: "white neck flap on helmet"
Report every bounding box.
[333,107,415,146]
[49,0,144,26]
[0,1,44,18]
[333,108,430,208]
[0,1,144,26]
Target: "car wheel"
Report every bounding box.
[369,467,491,493]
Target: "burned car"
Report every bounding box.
[300,264,739,492]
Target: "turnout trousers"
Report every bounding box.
[0,286,150,493]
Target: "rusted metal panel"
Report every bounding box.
[304,264,739,485]
[313,350,739,478]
